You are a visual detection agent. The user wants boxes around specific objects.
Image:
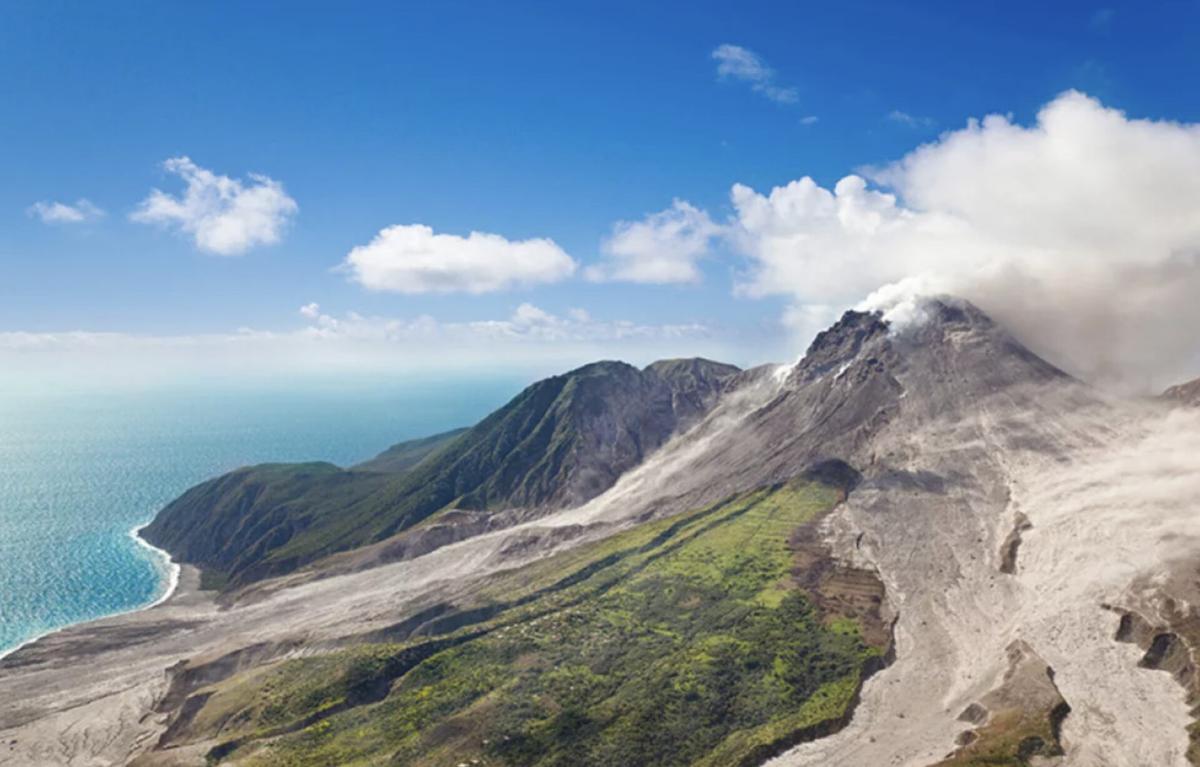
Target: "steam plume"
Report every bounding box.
[729,91,1200,389]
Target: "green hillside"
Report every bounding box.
[142,359,739,588]
[160,476,891,766]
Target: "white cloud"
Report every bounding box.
[342,223,577,294]
[887,110,935,128]
[27,199,104,224]
[724,90,1200,387]
[0,305,723,387]
[588,200,722,284]
[293,302,709,347]
[711,44,798,104]
[800,115,820,126]
[299,302,321,319]
[131,157,298,255]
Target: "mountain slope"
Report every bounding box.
[139,476,892,767]
[141,358,740,588]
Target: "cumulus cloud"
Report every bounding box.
[342,224,577,294]
[725,90,1200,388]
[299,302,321,319]
[131,157,298,255]
[588,200,722,284]
[711,44,798,104]
[27,199,104,224]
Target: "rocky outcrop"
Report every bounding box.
[1162,377,1200,407]
[936,641,1070,764]
[1109,560,1200,765]
[999,512,1032,575]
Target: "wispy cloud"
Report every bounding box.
[887,109,935,128]
[1090,7,1115,30]
[799,115,819,126]
[26,199,104,224]
[131,157,298,256]
[295,303,708,345]
[1,305,708,352]
[341,224,577,294]
[0,304,721,383]
[711,44,798,104]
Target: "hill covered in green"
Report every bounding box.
[142,358,740,588]
[152,475,892,766]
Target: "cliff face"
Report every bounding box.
[141,358,740,588]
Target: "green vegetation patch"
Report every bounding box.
[192,481,886,766]
[935,705,1069,766]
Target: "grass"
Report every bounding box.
[175,480,887,766]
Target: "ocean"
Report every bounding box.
[0,376,521,657]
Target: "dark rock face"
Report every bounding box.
[446,357,741,511]
[142,358,740,588]
[1163,377,1200,407]
[999,512,1033,575]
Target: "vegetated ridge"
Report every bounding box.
[141,358,740,588]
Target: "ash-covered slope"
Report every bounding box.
[141,357,740,588]
[554,298,1074,532]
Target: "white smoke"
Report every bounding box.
[728,91,1200,390]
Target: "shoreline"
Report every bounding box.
[0,523,181,664]
[131,522,182,610]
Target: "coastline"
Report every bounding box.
[0,523,181,664]
[131,521,182,610]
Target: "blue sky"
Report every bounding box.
[4,1,1200,384]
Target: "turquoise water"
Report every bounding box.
[0,377,520,656]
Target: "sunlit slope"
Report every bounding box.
[156,479,890,767]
